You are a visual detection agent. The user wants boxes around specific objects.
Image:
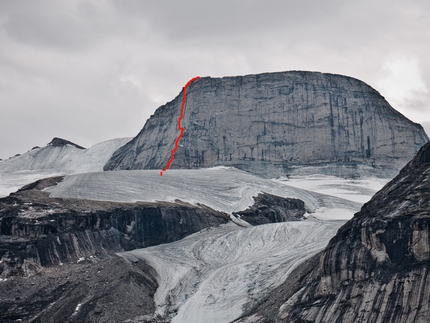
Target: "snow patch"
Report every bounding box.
[73,303,82,316]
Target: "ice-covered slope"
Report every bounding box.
[121,219,343,323]
[0,137,131,174]
[41,166,385,322]
[0,138,131,197]
[46,168,366,216]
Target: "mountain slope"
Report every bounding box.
[0,137,132,198]
[0,137,131,174]
[104,71,428,177]
[237,140,430,323]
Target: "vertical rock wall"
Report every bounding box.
[104,71,428,176]
[236,141,430,323]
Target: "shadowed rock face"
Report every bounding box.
[232,193,306,225]
[104,71,428,177]
[48,137,85,149]
[0,177,229,277]
[236,141,430,323]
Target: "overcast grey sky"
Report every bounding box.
[1,0,430,159]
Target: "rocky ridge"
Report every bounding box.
[104,71,428,177]
[236,140,430,323]
[0,176,309,280]
[0,177,229,278]
[0,176,312,323]
[47,137,85,149]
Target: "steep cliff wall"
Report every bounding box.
[0,177,229,277]
[236,141,430,323]
[104,71,428,177]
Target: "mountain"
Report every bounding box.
[47,137,86,149]
[1,70,429,322]
[0,165,381,322]
[236,140,430,323]
[0,171,350,322]
[104,71,428,177]
[0,176,229,278]
[0,137,131,174]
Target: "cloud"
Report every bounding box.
[376,55,430,124]
[0,0,430,159]
[377,56,428,103]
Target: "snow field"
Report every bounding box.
[121,219,343,323]
[0,137,131,175]
[45,168,364,215]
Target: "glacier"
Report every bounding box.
[0,142,390,322]
[41,167,388,322]
[121,219,343,323]
[44,168,378,215]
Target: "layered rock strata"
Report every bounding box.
[0,177,309,279]
[236,141,430,323]
[0,177,229,277]
[104,71,428,177]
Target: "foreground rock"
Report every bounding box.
[237,141,430,323]
[0,176,317,323]
[104,71,428,177]
[0,256,157,323]
[0,177,229,278]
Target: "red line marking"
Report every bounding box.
[160,76,200,176]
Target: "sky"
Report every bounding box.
[1,0,430,159]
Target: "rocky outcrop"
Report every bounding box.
[0,177,229,277]
[104,71,428,177]
[236,141,430,323]
[0,137,131,175]
[48,137,85,149]
[232,193,306,225]
[0,256,158,323]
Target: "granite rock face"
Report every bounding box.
[104,71,428,177]
[236,141,430,323]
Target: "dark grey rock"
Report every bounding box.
[48,137,85,149]
[0,177,229,277]
[236,141,430,323]
[232,193,306,225]
[104,71,428,177]
[0,256,158,323]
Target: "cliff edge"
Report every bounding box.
[104,71,428,177]
[236,140,430,323]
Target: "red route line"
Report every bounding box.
[160,76,200,176]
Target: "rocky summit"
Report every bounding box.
[236,140,430,323]
[104,71,428,177]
